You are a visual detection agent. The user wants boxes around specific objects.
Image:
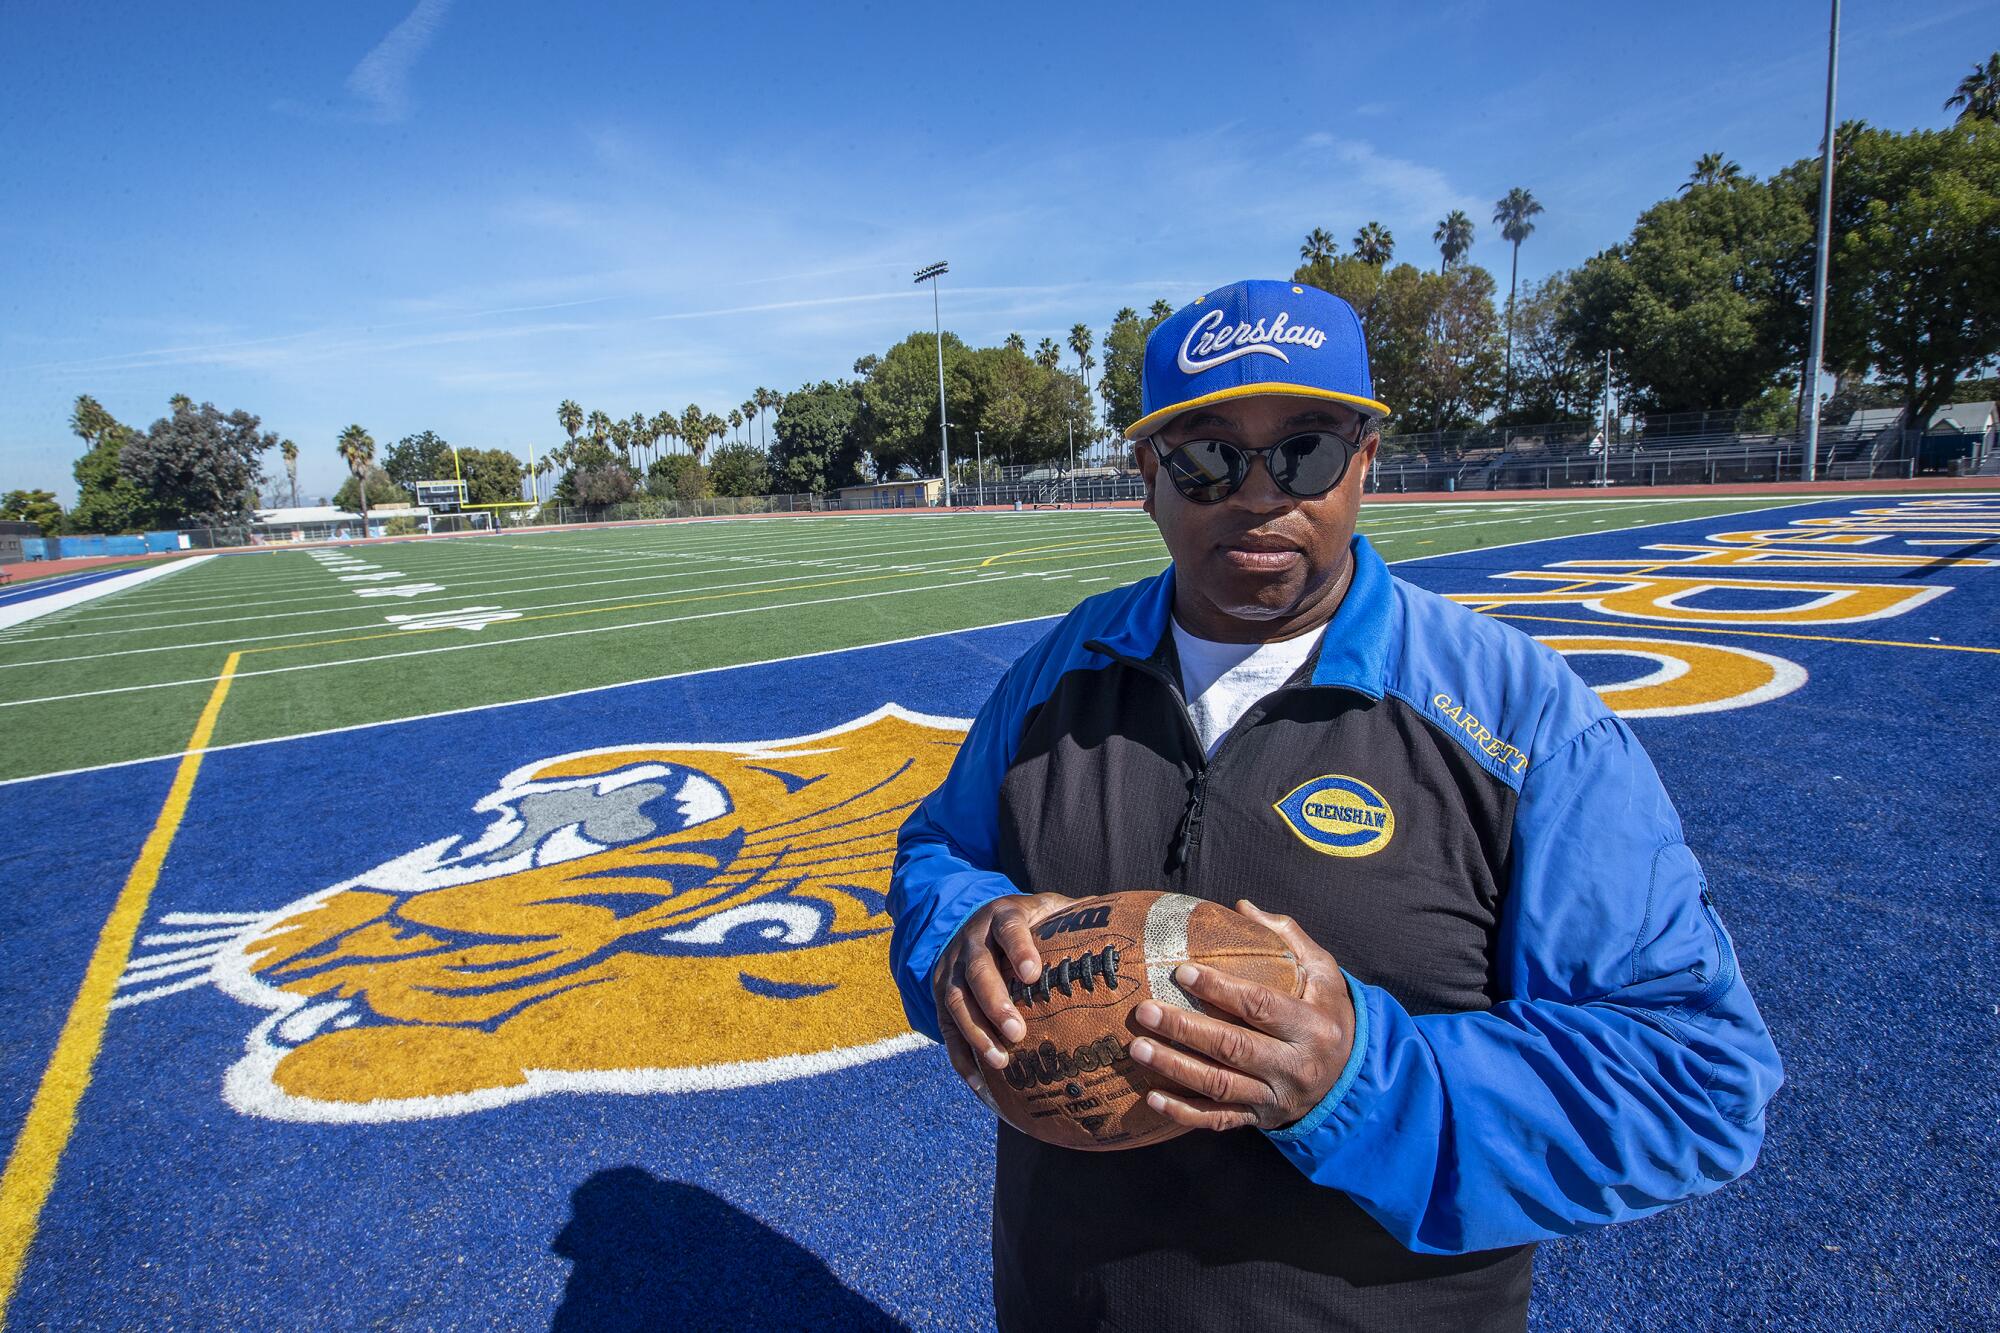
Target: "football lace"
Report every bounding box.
[1010,945,1121,1007]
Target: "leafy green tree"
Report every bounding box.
[706,443,769,497]
[1,489,65,536]
[1387,264,1507,431]
[67,394,162,534]
[552,438,604,505]
[332,468,410,511]
[1738,384,1800,435]
[856,331,982,479]
[646,455,706,504]
[966,342,1089,467]
[1562,175,1811,415]
[336,425,377,528]
[575,462,636,512]
[1352,222,1395,266]
[380,430,457,492]
[1683,152,1744,192]
[1505,272,1600,422]
[1294,254,1392,328]
[1099,305,1171,435]
[1494,187,1546,407]
[1820,122,2000,426]
[1300,228,1337,264]
[120,398,278,527]
[1433,210,1474,272]
[770,380,865,491]
[1946,53,2000,125]
[455,447,525,506]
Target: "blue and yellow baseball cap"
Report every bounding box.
[1123,279,1389,440]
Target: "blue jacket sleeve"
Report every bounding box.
[1266,715,1785,1254]
[888,668,1034,1040]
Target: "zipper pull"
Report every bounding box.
[1166,770,1204,872]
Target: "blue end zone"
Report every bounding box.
[4,496,1994,1329]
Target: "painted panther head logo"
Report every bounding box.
[207,706,963,1122]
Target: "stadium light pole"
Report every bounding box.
[914,261,952,506]
[1802,0,1840,483]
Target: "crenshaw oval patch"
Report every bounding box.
[1274,775,1395,858]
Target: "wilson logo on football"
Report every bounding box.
[1274,774,1396,858]
[123,706,965,1123]
[1036,905,1113,940]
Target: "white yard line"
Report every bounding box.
[0,557,214,632]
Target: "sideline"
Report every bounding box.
[0,556,215,632]
[0,652,240,1326]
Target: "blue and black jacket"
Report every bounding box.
[889,535,1784,1333]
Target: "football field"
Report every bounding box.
[1,493,1995,1332]
[0,497,1796,783]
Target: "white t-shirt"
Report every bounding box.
[1171,619,1324,758]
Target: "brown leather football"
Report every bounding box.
[986,891,1304,1151]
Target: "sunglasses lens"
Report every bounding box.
[1165,441,1244,504]
[1272,433,1355,497]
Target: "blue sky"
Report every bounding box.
[2,0,1993,503]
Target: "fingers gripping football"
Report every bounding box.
[932,892,1079,1087]
[1132,899,1356,1133]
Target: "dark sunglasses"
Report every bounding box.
[1152,430,1363,505]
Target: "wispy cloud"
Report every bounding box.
[275,0,453,123]
[346,0,453,122]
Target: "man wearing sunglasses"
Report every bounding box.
[890,280,1781,1332]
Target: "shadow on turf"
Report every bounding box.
[551,1167,908,1332]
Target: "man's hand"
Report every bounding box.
[1128,900,1356,1133]
[931,892,1078,1109]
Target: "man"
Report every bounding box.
[889,280,1783,1332]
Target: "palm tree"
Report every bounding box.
[1034,337,1062,371]
[1299,227,1337,264]
[727,408,744,445]
[609,417,631,475]
[1352,222,1395,267]
[620,412,643,471]
[1068,323,1097,459]
[1004,332,1026,355]
[557,399,583,443]
[1149,299,1174,321]
[1681,152,1744,192]
[679,405,706,459]
[279,438,299,507]
[586,410,611,446]
[1433,210,1474,272]
[652,410,678,460]
[1946,52,2000,123]
[1493,187,1546,409]
[335,425,376,532]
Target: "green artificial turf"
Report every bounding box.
[0,497,1797,781]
